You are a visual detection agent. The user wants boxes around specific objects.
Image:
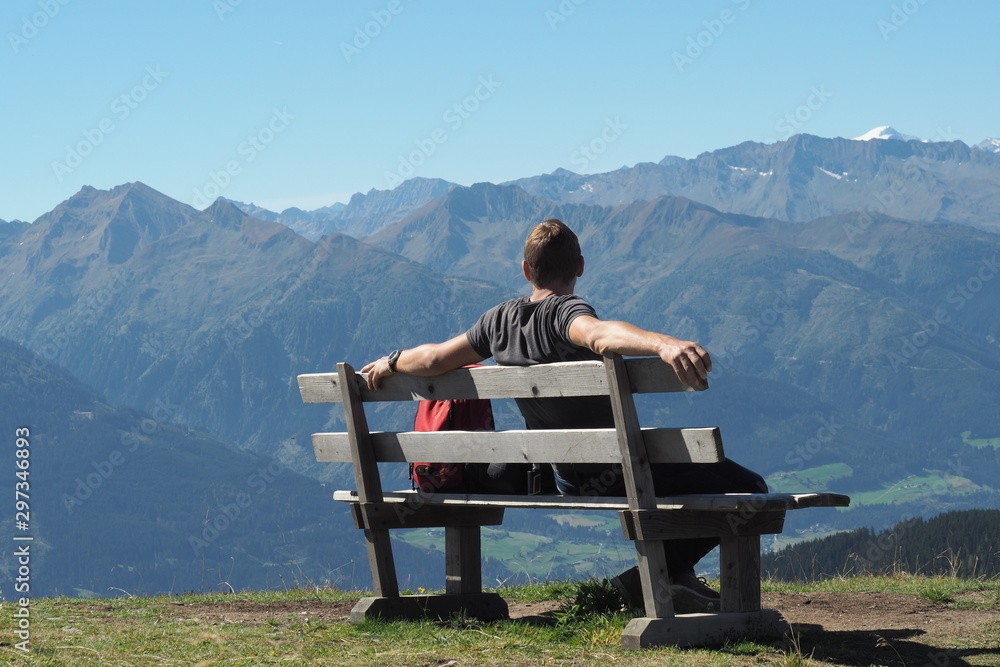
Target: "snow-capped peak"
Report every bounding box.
[975,138,1000,154]
[852,126,921,142]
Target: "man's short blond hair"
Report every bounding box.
[523,219,581,287]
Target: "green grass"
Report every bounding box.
[762,572,983,596]
[848,471,984,506]
[766,529,849,553]
[766,462,854,493]
[962,430,1000,450]
[546,512,620,530]
[396,525,635,580]
[1,575,996,666]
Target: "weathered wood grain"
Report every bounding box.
[298,357,704,404]
[332,490,850,511]
[312,427,725,464]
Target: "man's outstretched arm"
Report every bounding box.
[361,333,486,390]
[568,315,712,387]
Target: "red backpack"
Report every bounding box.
[411,396,494,492]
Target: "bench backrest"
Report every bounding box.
[299,356,697,403]
[298,355,723,511]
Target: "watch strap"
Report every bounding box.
[387,349,401,373]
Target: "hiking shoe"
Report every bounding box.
[669,569,720,613]
[611,567,720,613]
[609,566,643,610]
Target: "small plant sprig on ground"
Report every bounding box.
[781,626,817,667]
[918,584,954,604]
[554,578,628,625]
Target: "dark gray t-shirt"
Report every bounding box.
[467,295,599,366]
[465,295,615,431]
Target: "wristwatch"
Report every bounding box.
[387,349,401,374]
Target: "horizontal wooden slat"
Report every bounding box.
[297,357,704,404]
[332,490,851,512]
[350,503,505,530]
[313,427,724,464]
[619,509,787,540]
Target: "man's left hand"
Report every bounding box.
[361,357,391,390]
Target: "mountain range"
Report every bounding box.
[0,182,506,466]
[2,128,998,595]
[231,129,1000,240]
[226,177,457,242]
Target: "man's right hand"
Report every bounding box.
[657,337,712,388]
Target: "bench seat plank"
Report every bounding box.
[332,490,850,512]
[313,427,724,465]
[298,358,704,404]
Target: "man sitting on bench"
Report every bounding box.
[362,218,767,612]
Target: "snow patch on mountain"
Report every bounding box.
[975,138,1000,154]
[727,165,773,177]
[852,126,921,142]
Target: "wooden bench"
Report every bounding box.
[297,354,850,648]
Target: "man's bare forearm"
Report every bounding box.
[583,320,676,358]
[361,334,484,390]
[570,317,711,386]
[393,344,454,376]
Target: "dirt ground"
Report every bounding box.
[763,590,999,665]
[162,591,999,665]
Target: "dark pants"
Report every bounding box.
[462,462,559,495]
[553,460,768,575]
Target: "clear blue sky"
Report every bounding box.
[3,0,997,222]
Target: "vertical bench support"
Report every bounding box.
[719,534,762,612]
[606,354,785,648]
[445,525,483,594]
[338,363,507,623]
[604,354,676,623]
[338,363,399,598]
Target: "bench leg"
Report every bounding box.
[621,610,787,649]
[621,531,793,648]
[446,525,482,594]
[634,539,676,618]
[719,534,761,612]
[628,531,784,648]
[363,528,399,597]
[351,524,507,623]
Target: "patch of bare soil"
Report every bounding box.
[764,591,999,666]
[163,599,356,626]
[506,599,564,622]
